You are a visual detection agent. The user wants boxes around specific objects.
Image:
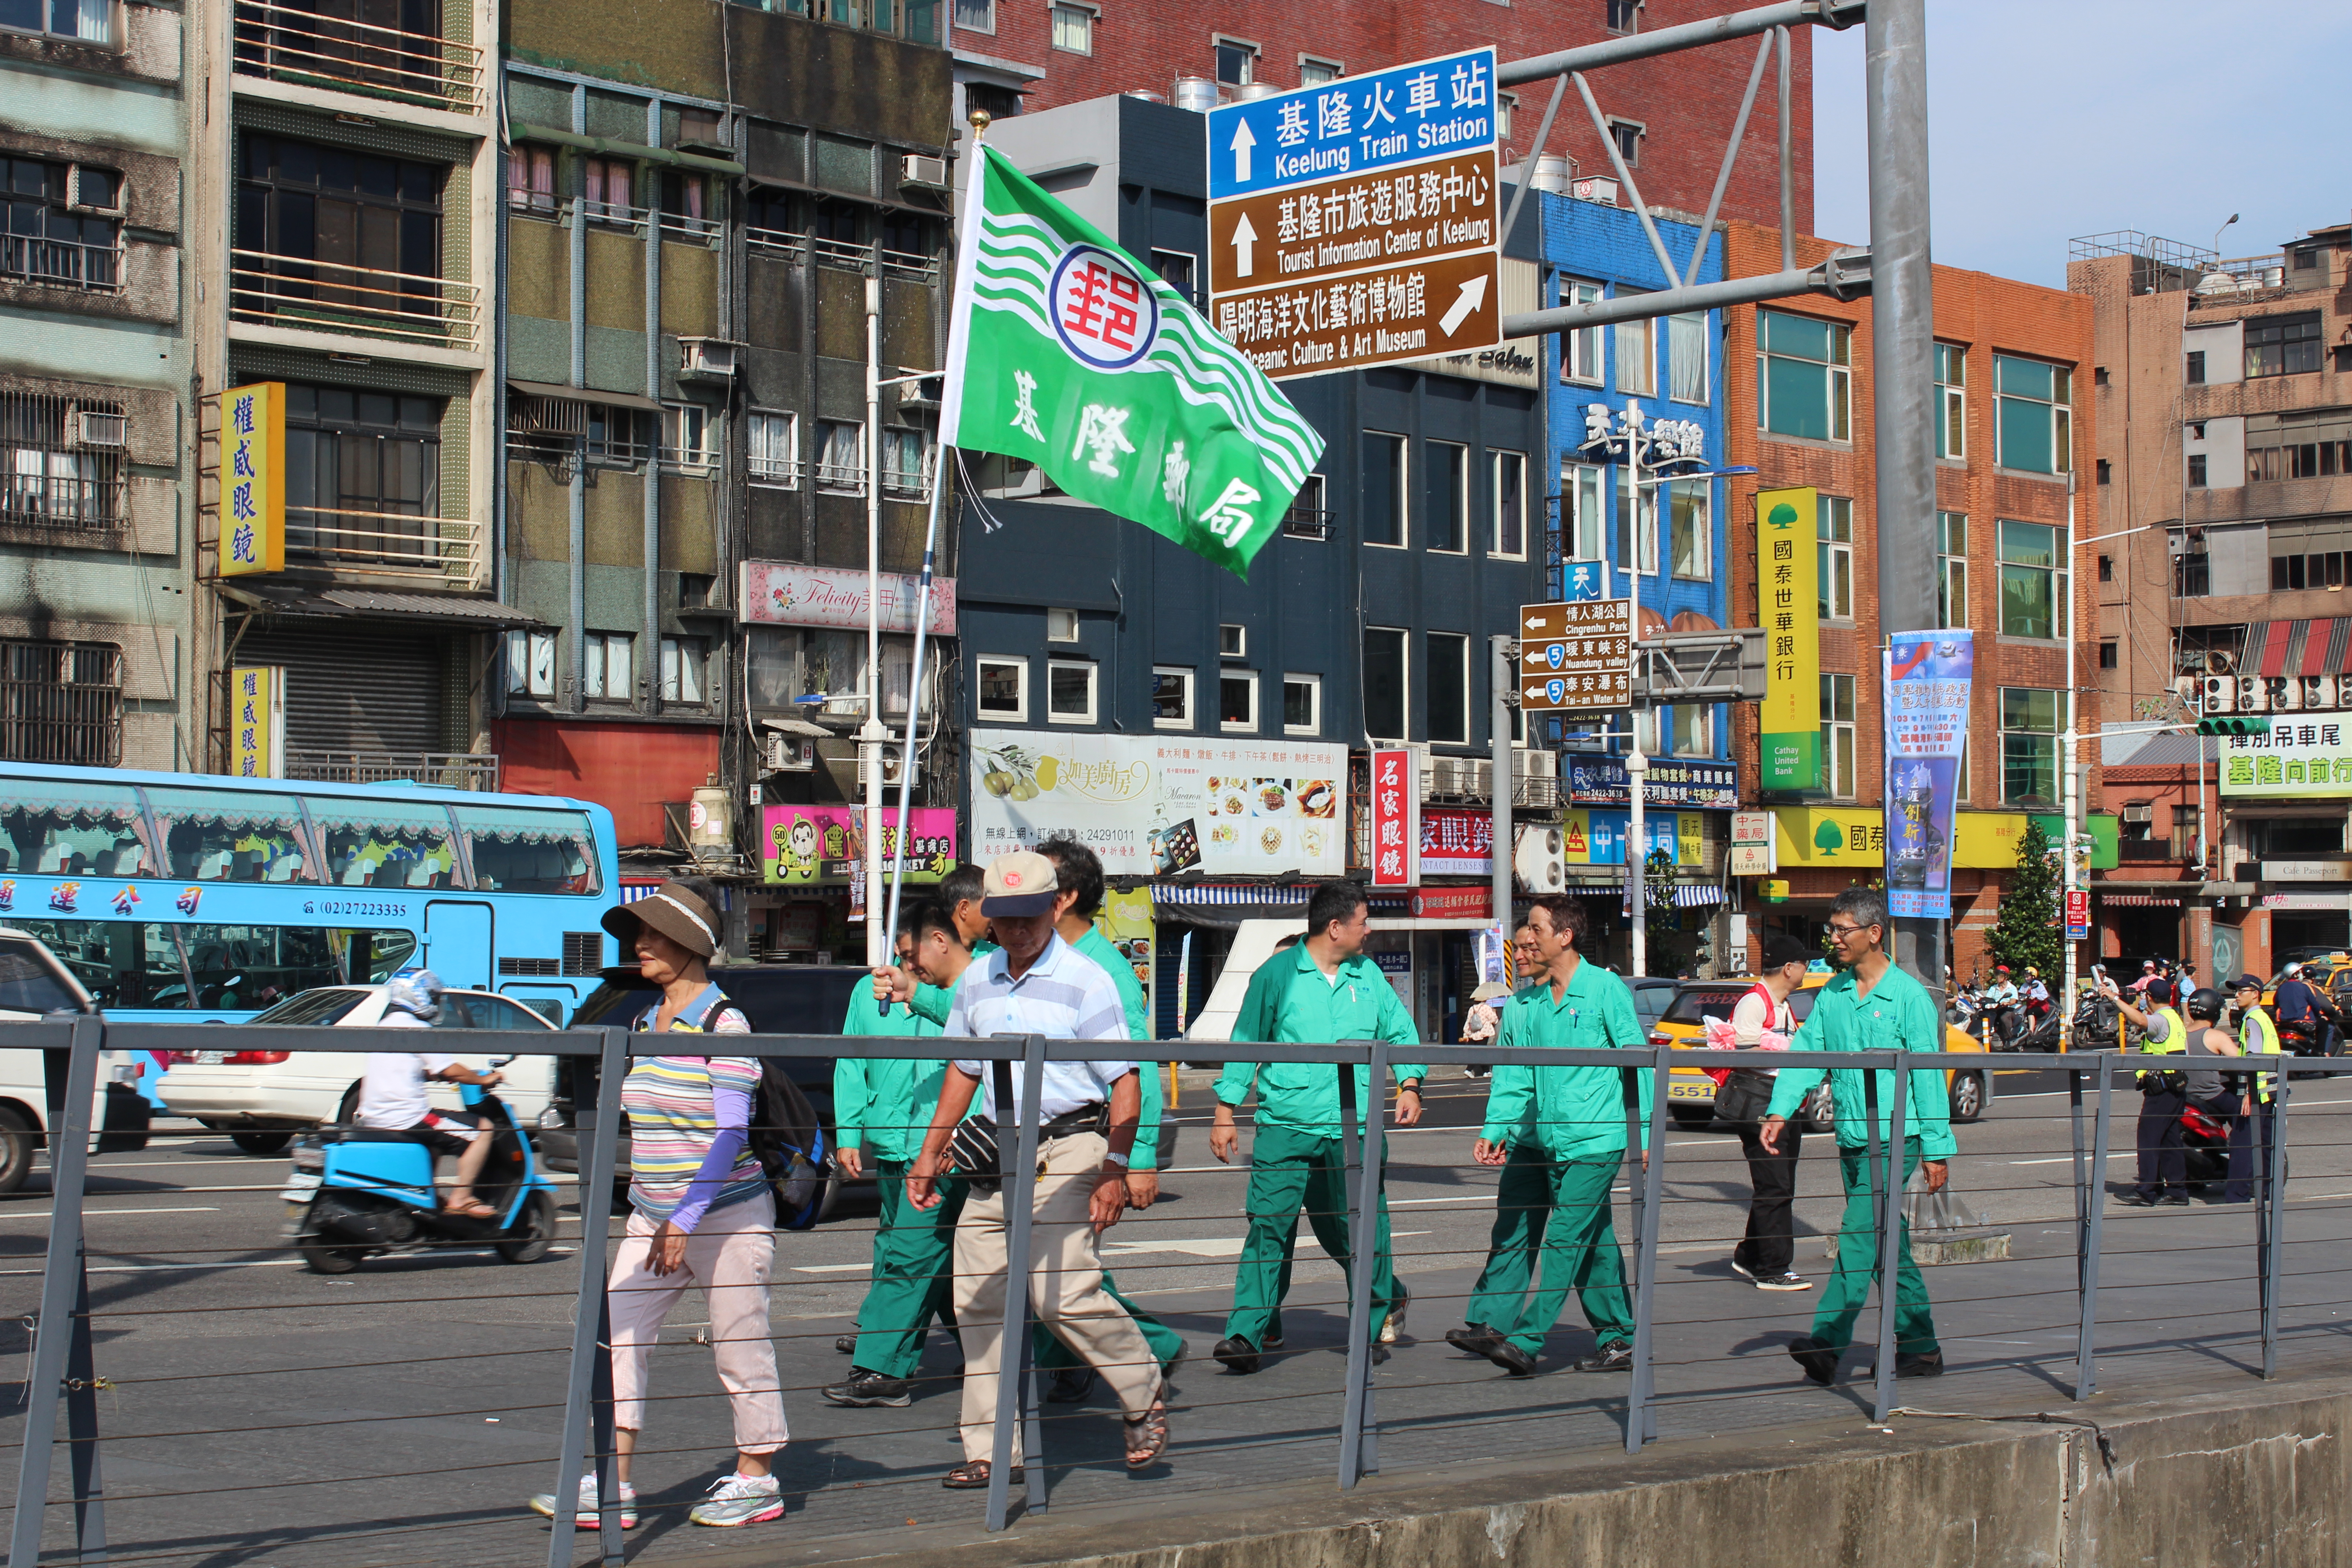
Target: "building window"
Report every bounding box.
[2185,349,2205,384]
[1993,354,2072,474]
[1424,439,1467,552]
[1283,472,1329,539]
[2273,550,2352,593]
[1937,511,1968,629]
[581,157,635,221]
[952,0,992,30]
[1364,627,1406,742]
[3,156,120,292]
[2000,687,2063,805]
[281,382,443,559]
[1558,281,1602,382]
[882,426,932,497]
[1668,702,1713,759]
[1935,342,1965,459]
[2188,453,2208,488]
[1050,2,1092,54]
[0,0,115,44]
[1490,450,1526,558]
[1,391,124,530]
[2099,641,2118,670]
[1615,467,1658,575]
[1955,736,1970,804]
[747,410,799,487]
[1214,37,1255,85]
[659,636,707,704]
[1820,673,1856,800]
[662,403,717,470]
[1757,310,1851,441]
[507,145,557,216]
[1218,622,1245,657]
[583,632,633,701]
[1299,56,1340,86]
[1426,632,1469,746]
[1667,477,1709,578]
[2175,549,2210,597]
[236,135,444,337]
[1614,314,1653,396]
[1607,118,1643,167]
[975,655,1025,720]
[1283,673,1320,736]
[675,108,724,149]
[2245,409,2352,482]
[659,170,711,236]
[1562,461,1604,561]
[2245,311,2323,378]
[2096,553,2112,583]
[1046,607,1080,642]
[1149,248,1196,304]
[1152,666,1193,729]
[1047,658,1096,724]
[1494,92,1514,142]
[1219,670,1258,733]
[1668,312,1707,404]
[2172,803,2201,860]
[1606,0,1641,32]
[505,628,556,698]
[2096,457,2111,485]
[0,639,120,766]
[1817,495,1853,621]
[815,420,864,492]
[1997,519,2068,641]
[1362,431,1406,547]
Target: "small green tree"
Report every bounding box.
[1988,817,2063,979]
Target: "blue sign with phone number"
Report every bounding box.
[1206,48,1497,201]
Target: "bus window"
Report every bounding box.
[6,920,414,1010]
[0,781,156,879]
[305,798,460,890]
[0,937,83,1014]
[143,787,310,883]
[454,806,601,894]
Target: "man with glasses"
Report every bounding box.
[1759,887,1956,1385]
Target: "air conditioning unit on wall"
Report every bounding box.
[900,154,949,189]
[2237,676,2269,712]
[765,733,816,772]
[2202,676,2234,714]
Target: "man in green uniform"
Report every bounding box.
[1460,893,1649,1376]
[823,902,970,1407]
[1209,880,1426,1374]
[1759,885,1956,1385]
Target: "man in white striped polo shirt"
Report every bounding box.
[906,851,1170,1487]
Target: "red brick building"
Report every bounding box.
[949,0,1813,230]
[1720,222,2102,982]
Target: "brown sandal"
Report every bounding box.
[443,1197,496,1220]
[1123,1398,1170,1470]
[941,1460,1022,1490]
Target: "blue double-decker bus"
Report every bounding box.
[0,762,620,1029]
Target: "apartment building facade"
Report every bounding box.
[2,0,195,772]
[2072,220,2352,977]
[1723,223,2108,983]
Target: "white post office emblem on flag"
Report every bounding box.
[1051,244,1161,370]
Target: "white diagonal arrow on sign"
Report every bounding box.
[1438,273,1488,336]
[1229,119,1256,183]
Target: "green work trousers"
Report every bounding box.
[1812,1140,1940,1357]
[1465,1141,1558,1329]
[1503,1155,1635,1354]
[1034,1272,1184,1372]
[1224,1123,1396,1347]
[848,1159,966,1380]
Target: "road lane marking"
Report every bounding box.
[2008,1158,2079,1166]
[0,1207,222,1220]
[792,1263,873,1273]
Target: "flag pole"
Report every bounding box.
[878,444,948,1016]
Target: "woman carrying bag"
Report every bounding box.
[528,879,791,1531]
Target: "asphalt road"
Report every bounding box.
[7,1063,2352,1567]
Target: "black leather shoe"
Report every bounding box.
[1212,1336,1261,1375]
[1895,1351,1945,1378]
[821,1368,911,1408]
[834,1334,858,1354]
[1571,1339,1634,1373]
[1044,1367,1095,1404]
[2115,1192,2156,1208]
[2158,1193,2190,1207]
[1788,1335,1839,1386]
[1483,1340,1539,1377]
[1445,1323,1504,1357]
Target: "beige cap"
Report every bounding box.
[982,850,1060,916]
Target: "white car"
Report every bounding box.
[0,927,153,1194]
[156,984,558,1155]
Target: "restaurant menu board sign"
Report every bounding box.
[970,729,1348,878]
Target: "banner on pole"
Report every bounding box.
[1755,485,1820,791]
[1882,628,1974,919]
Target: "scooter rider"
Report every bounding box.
[352,971,501,1219]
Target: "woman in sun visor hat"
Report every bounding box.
[602,881,722,962]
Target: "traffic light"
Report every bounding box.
[2198,716,2270,736]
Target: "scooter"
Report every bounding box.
[282,1058,559,1274]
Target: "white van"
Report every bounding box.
[0,928,153,1195]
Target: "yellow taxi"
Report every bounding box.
[1648,972,1990,1129]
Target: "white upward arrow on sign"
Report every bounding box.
[1231,212,1258,278]
[1439,273,1488,336]
[1229,118,1256,183]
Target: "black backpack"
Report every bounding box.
[747,1064,830,1232]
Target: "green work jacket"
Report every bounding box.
[1765,963,1958,1160]
[1214,944,1425,1137]
[1477,960,1651,1159]
[832,985,946,1163]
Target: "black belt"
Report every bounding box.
[1039,1102,1109,1139]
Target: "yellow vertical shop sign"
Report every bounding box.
[229,665,284,778]
[1676,812,1703,867]
[1755,485,1820,791]
[221,382,284,575]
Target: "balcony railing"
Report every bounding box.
[2116,839,2181,864]
[229,248,480,353]
[284,750,499,789]
[748,456,803,488]
[3,234,121,294]
[813,461,867,493]
[231,0,485,114]
[1282,506,1332,540]
[284,504,487,588]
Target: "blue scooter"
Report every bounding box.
[283,1058,559,1274]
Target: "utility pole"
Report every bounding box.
[861,274,887,969]
[1491,635,1514,945]
[1866,0,1942,995]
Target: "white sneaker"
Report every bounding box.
[689,1471,784,1528]
[528,1473,636,1529]
[1730,1258,1758,1284]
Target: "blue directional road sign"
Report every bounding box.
[1207,48,1498,201]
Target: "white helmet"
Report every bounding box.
[382,970,444,1022]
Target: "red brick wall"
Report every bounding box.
[971,0,1813,230]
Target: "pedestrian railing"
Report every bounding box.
[0,1019,2334,1568]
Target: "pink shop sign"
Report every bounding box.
[739,562,959,636]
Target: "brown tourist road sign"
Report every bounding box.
[1518,598,1633,713]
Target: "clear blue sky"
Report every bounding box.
[1813,1,2352,287]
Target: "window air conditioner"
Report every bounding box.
[765,733,816,772]
[2237,676,2269,712]
[2203,676,2234,714]
[900,154,950,189]
[70,407,126,448]
[677,338,740,382]
[1512,748,1559,779]
[855,747,910,788]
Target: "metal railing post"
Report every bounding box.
[548,1028,627,1568]
[2261,1075,2290,1379]
[2068,1062,2088,1299]
[10,1014,106,1568]
[1336,1039,1385,1488]
[1872,1050,1909,1424]
[1626,1048,1671,1452]
[985,1036,1046,1531]
[2075,1056,2113,1401]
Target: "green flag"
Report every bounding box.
[941,143,1324,578]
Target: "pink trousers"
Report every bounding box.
[607,1191,790,1455]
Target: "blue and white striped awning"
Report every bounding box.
[620,882,662,903]
[1151,883,1410,911]
[1623,884,1727,910]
